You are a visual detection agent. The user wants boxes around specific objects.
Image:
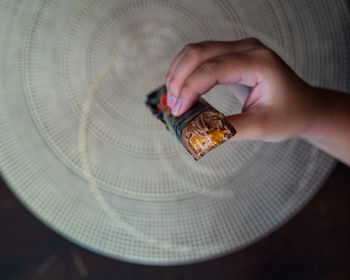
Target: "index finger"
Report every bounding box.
[171,52,262,116]
[166,38,263,100]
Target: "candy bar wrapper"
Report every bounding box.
[146,85,236,160]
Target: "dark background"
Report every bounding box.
[0,162,349,280]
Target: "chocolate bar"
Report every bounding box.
[146,85,236,160]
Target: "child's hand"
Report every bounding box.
[166,38,322,142]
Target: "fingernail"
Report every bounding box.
[172,100,182,116]
[167,92,176,108]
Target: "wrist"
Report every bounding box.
[299,87,331,141]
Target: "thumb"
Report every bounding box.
[226,107,266,141]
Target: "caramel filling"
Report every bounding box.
[189,129,225,151]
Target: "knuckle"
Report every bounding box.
[180,83,194,99]
[184,43,204,60]
[199,59,219,73]
[197,40,213,47]
[166,72,172,82]
[168,79,178,93]
[254,46,275,59]
[245,37,263,47]
[251,47,280,69]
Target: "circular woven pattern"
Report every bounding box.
[0,0,349,265]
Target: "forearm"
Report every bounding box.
[302,88,350,166]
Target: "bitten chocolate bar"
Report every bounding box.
[146,85,236,160]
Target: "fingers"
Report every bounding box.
[171,53,263,116]
[166,38,263,107]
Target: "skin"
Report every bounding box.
[166,38,350,166]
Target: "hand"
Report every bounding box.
[165,38,322,142]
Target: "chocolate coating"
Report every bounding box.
[181,110,236,160]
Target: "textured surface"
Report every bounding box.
[0,0,349,265]
[1,163,350,279]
